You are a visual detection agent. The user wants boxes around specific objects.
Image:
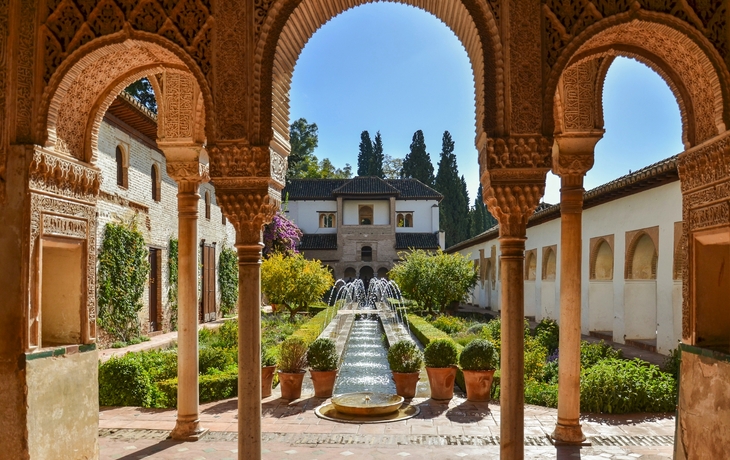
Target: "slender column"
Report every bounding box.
[551,174,586,443]
[236,242,264,456]
[500,236,526,459]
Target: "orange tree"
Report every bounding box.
[261,253,334,321]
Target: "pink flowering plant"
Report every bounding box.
[263,211,303,259]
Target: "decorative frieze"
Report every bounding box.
[41,215,87,239]
[678,133,730,193]
[208,144,270,178]
[688,202,730,231]
[29,148,101,202]
[482,136,552,170]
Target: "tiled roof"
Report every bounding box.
[284,177,442,201]
[283,180,348,200]
[388,179,443,201]
[395,232,440,250]
[332,176,401,196]
[105,91,158,141]
[299,234,338,250]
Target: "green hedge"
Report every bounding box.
[158,370,238,408]
[406,315,465,391]
[290,306,338,345]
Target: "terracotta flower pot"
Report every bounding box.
[278,370,305,400]
[462,369,495,402]
[310,369,338,398]
[392,372,420,398]
[261,365,277,398]
[426,366,458,400]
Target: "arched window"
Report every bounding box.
[627,233,657,280]
[404,213,413,227]
[319,213,335,228]
[115,146,128,188]
[591,239,614,280]
[361,245,372,262]
[151,164,161,202]
[397,213,404,227]
[359,205,373,225]
[377,267,389,279]
[204,191,211,220]
[344,267,356,280]
[525,252,537,281]
[543,248,557,281]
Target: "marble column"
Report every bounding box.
[168,161,207,441]
[551,135,599,444]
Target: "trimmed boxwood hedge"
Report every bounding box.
[158,370,238,407]
[406,315,465,391]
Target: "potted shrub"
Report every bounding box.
[459,338,498,402]
[261,346,278,399]
[387,340,423,398]
[424,338,459,400]
[277,337,308,400]
[307,338,339,398]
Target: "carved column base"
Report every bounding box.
[551,420,587,445]
[171,417,208,441]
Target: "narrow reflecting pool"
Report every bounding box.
[333,316,395,395]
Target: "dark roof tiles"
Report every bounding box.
[332,176,401,196]
[395,233,440,250]
[284,177,442,201]
[299,234,338,250]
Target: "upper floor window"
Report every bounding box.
[359,205,373,225]
[115,146,128,188]
[361,246,372,262]
[319,213,336,228]
[397,212,413,227]
[204,191,211,220]
[151,164,161,202]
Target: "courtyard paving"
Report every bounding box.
[99,390,676,459]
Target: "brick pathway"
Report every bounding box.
[99,390,676,459]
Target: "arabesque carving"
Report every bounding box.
[509,0,543,134]
[15,0,36,142]
[29,147,101,201]
[483,136,552,170]
[216,188,279,245]
[553,153,595,177]
[166,160,207,183]
[41,0,213,83]
[678,132,730,193]
[159,72,196,141]
[559,59,601,132]
[208,144,270,178]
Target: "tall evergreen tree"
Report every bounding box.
[288,118,319,180]
[357,131,374,176]
[469,184,497,237]
[401,130,435,186]
[434,131,469,247]
[370,131,385,178]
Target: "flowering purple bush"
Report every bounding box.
[263,211,303,259]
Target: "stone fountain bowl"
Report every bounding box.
[331,392,404,416]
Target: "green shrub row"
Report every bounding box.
[289,305,338,345]
[158,370,238,408]
[406,315,465,391]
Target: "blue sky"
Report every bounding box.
[289,3,683,204]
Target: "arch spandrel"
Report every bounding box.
[255,0,503,147]
[545,11,730,148]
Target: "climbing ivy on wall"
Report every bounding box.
[98,222,150,342]
[219,247,238,317]
[168,238,179,330]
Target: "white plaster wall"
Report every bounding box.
[624,281,658,339]
[96,119,237,333]
[343,200,390,225]
[524,281,537,317]
[394,200,438,232]
[286,200,337,234]
[525,219,561,321]
[672,280,682,344]
[541,281,557,321]
[588,281,614,332]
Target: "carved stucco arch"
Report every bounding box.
[546,13,730,149]
[41,36,212,163]
[256,0,502,152]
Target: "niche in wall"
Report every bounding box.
[40,239,84,347]
[693,229,730,352]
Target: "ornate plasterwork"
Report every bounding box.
[29,147,101,202]
[482,136,552,170]
[158,72,196,140]
[678,132,730,193]
[0,0,7,203]
[557,59,602,132]
[508,0,543,134]
[208,144,270,178]
[166,160,207,183]
[15,0,37,142]
[41,0,212,83]
[216,187,279,245]
[29,193,97,348]
[553,154,595,177]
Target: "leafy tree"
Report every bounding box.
[401,130,434,186]
[434,131,470,247]
[303,158,352,179]
[370,131,385,177]
[262,211,303,259]
[288,118,319,180]
[357,130,374,176]
[383,154,403,179]
[124,78,157,113]
[98,222,150,342]
[218,247,238,316]
[389,249,477,314]
[261,253,334,321]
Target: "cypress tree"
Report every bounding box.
[357,130,374,176]
[371,131,385,178]
[401,130,435,186]
[470,184,497,237]
[434,131,469,247]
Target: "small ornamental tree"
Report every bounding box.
[261,253,334,321]
[389,249,477,314]
[218,247,238,316]
[262,211,303,259]
[98,222,150,342]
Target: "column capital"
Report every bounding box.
[214,181,280,245]
[208,142,286,189]
[482,167,549,239]
[552,132,603,178]
[166,160,209,191]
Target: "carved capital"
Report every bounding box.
[553,154,594,177]
[482,167,548,238]
[29,146,101,202]
[480,136,553,171]
[552,133,601,178]
[166,160,207,186]
[208,143,270,178]
[215,182,280,245]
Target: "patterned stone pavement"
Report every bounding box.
[99,392,676,459]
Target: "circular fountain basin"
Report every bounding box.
[331,392,404,416]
